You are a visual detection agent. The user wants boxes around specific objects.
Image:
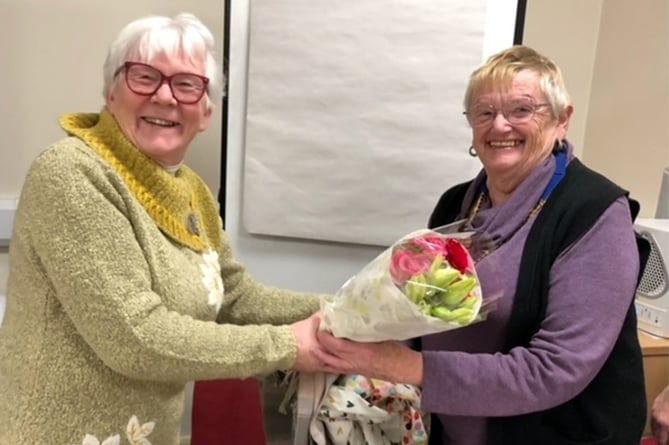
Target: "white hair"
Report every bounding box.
[102,13,223,109]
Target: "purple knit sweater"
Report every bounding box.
[420,142,640,445]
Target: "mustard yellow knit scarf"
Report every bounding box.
[59,110,222,254]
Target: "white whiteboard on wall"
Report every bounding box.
[242,0,519,246]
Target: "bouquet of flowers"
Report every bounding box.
[298,228,497,445]
[320,228,493,342]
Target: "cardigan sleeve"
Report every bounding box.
[180,165,322,326]
[420,197,639,416]
[214,230,321,326]
[15,143,313,382]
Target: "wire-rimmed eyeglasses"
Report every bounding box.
[114,61,210,105]
[463,100,552,127]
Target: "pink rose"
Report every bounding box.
[408,236,449,256]
[390,250,433,284]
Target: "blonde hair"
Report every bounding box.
[464,45,570,118]
[102,13,223,110]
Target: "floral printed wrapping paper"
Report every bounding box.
[309,374,429,445]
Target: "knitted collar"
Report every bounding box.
[59,110,219,253]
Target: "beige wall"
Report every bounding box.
[524,0,604,159]
[524,0,669,217]
[584,0,669,217]
[0,0,223,198]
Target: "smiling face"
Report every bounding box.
[469,70,572,194]
[105,52,212,167]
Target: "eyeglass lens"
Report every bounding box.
[467,100,544,127]
[125,63,207,104]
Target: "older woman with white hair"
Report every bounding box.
[0,13,339,445]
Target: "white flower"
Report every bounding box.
[126,415,155,445]
[102,436,121,445]
[199,249,224,312]
[74,416,154,445]
[80,433,120,445]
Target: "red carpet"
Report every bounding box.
[191,378,267,445]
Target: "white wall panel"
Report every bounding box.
[242,0,518,246]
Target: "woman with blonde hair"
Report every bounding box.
[316,45,648,445]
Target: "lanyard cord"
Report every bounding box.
[461,149,568,259]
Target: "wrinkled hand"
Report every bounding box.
[289,312,342,373]
[652,385,669,445]
[312,329,424,386]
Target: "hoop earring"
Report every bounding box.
[468,145,477,157]
[553,139,566,153]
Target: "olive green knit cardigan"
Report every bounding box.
[0,110,319,445]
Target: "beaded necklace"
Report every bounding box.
[460,149,567,258]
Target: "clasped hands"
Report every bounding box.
[290,312,424,386]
